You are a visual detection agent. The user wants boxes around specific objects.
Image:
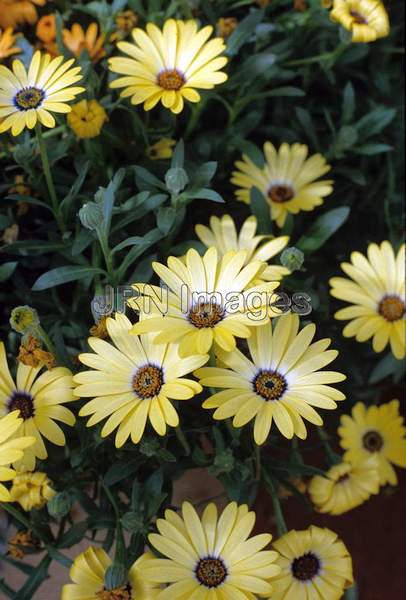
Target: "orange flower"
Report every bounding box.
[0,27,20,60]
[36,14,56,43]
[63,22,105,63]
[0,0,45,29]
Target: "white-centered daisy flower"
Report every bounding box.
[0,50,84,135]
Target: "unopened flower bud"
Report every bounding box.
[79,202,104,231]
[104,563,128,591]
[165,167,189,195]
[280,247,305,272]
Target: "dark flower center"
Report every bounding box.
[8,391,35,420]
[350,10,368,24]
[292,552,320,581]
[157,69,185,90]
[363,430,384,453]
[132,364,163,399]
[188,302,225,329]
[195,557,228,588]
[268,184,295,203]
[96,585,131,600]
[378,295,405,322]
[14,87,45,111]
[253,370,287,401]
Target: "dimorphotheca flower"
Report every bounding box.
[0,0,45,29]
[197,313,346,443]
[272,526,353,599]
[308,456,380,515]
[0,341,76,470]
[0,27,20,60]
[143,501,281,599]
[0,411,35,501]
[0,51,84,135]
[339,400,406,486]
[146,137,176,160]
[108,19,228,114]
[330,241,405,359]
[231,142,333,227]
[10,469,55,511]
[62,547,160,600]
[67,99,107,139]
[195,214,290,282]
[75,313,207,447]
[330,0,390,43]
[129,247,279,357]
[63,22,105,63]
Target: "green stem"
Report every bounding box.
[254,444,262,481]
[98,231,116,286]
[1,502,31,529]
[36,324,57,357]
[175,425,191,456]
[35,123,65,234]
[102,481,120,520]
[318,428,341,466]
[263,472,288,537]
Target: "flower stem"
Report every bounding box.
[263,471,288,537]
[35,123,65,234]
[175,425,191,456]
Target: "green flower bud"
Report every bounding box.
[79,202,104,231]
[280,247,305,272]
[121,511,144,533]
[47,491,72,518]
[13,141,36,167]
[165,167,189,195]
[10,305,39,334]
[104,563,128,591]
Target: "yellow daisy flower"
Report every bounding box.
[62,547,160,600]
[108,19,228,114]
[330,241,405,360]
[146,137,176,160]
[74,313,207,448]
[67,99,107,139]
[330,0,390,43]
[0,411,35,502]
[63,22,106,64]
[9,469,55,511]
[272,526,353,600]
[129,247,279,358]
[0,51,84,136]
[338,400,406,486]
[308,456,380,515]
[231,142,333,228]
[0,27,20,60]
[143,501,281,599]
[197,313,346,443]
[0,0,45,30]
[0,341,76,471]
[195,214,290,282]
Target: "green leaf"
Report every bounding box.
[295,107,319,150]
[297,207,350,253]
[58,521,88,549]
[104,457,145,486]
[157,206,177,234]
[171,139,184,168]
[192,162,217,187]
[368,352,405,384]
[61,160,90,210]
[341,82,356,125]
[71,229,95,256]
[249,186,272,235]
[353,143,392,156]
[0,261,17,281]
[32,266,104,291]
[133,166,167,191]
[226,9,264,56]
[184,188,224,203]
[15,554,51,600]
[355,107,396,138]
